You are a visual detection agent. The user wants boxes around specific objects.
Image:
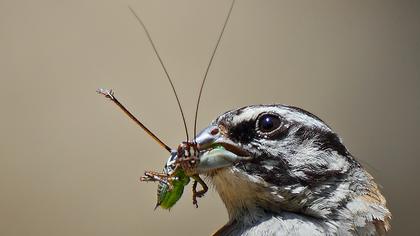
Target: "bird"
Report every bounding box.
[118,3,391,235]
[191,104,391,236]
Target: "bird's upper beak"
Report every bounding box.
[194,124,251,174]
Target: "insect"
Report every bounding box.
[97,0,235,209]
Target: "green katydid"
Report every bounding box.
[97,0,235,209]
[96,88,207,209]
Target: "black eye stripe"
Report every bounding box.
[227,119,256,144]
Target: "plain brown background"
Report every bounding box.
[1,0,419,235]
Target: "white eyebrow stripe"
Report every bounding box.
[230,105,331,131]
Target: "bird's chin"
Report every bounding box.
[195,145,251,174]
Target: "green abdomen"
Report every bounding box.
[156,170,190,209]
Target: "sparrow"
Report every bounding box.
[192,104,391,236]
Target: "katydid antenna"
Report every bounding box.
[194,0,236,138]
[98,0,235,152]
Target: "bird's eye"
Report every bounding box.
[257,114,281,133]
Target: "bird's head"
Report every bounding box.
[193,104,390,233]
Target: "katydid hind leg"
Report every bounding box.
[191,175,208,207]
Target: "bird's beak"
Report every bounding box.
[194,125,251,174]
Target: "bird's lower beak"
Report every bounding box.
[194,125,251,174]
